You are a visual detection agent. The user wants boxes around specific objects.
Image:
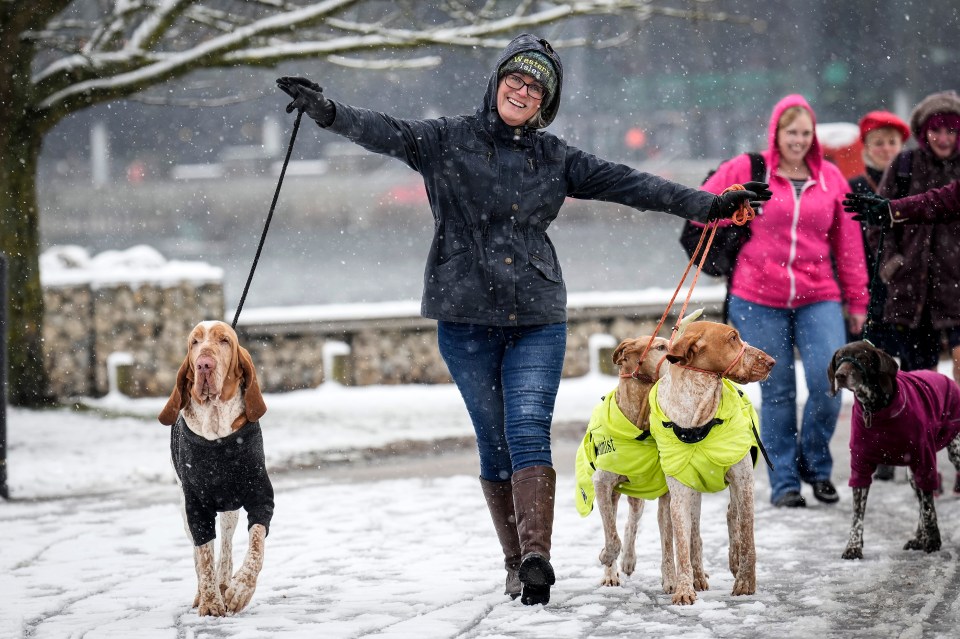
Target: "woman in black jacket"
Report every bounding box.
[277,33,767,606]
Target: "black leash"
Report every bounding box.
[231,110,303,329]
[861,223,888,345]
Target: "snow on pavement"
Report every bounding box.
[3,372,960,638]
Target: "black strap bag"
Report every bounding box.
[679,152,765,277]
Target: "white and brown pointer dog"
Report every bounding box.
[158,320,272,616]
[575,335,678,591]
[649,320,774,605]
[828,340,960,560]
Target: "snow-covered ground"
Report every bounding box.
[3,368,960,638]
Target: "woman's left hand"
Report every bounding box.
[846,313,867,336]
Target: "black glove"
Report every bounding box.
[276,76,336,127]
[742,181,772,203]
[707,183,769,222]
[843,192,891,227]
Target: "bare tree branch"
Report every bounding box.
[33,0,757,113]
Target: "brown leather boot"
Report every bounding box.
[512,465,556,605]
[480,477,522,599]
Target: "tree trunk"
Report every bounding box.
[0,123,52,407]
[0,2,66,406]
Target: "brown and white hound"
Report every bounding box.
[577,335,678,591]
[158,320,272,616]
[650,321,774,605]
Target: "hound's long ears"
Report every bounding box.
[239,346,267,425]
[158,356,192,425]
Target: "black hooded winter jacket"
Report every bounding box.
[324,34,715,326]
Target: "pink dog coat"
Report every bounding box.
[849,370,960,491]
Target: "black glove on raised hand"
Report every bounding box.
[707,183,770,222]
[742,181,773,203]
[843,192,891,227]
[276,76,336,127]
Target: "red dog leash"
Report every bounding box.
[635,186,756,367]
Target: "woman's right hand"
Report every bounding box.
[276,77,336,126]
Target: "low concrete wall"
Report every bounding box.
[40,246,724,399]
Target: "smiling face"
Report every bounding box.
[497,72,543,127]
[864,127,905,169]
[777,109,814,167]
[926,125,959,159]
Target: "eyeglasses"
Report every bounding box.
[503,73,546,100]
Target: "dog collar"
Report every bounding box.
[674,342,747,379]
[663,417,724,443]
[621,354,669,383]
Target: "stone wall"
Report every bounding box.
[40,247,724,400]
[234,296,724,394]
[43,281,224,399]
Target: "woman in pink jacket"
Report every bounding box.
[703,94,869,508]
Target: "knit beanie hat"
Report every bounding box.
[499,50,559,100]
[858,110,910,143]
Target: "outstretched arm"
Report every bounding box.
[564,148,769,222]
[844,180,960,226]
[276,76,439,173]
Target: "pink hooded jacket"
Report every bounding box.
[702,95,868,314]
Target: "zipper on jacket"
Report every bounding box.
[786,178,814,308]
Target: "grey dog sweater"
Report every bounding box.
[171,416,274,546]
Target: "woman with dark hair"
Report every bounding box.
[867,91,960,383]
[276,34,767,605]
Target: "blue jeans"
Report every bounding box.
[437,321,567,482]
[727,296,845,503]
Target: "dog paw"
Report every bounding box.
[693,574,710,592]
[197,593,226,617]
[732,573,756,596]
[620,555,636,576]
[600,563,621,586]
[225,581,256,613]
[671,587,697,605]
[904,537,941,553]
[841,546,863,560]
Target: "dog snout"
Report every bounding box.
[196,354,216,375]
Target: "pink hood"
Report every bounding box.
[701,95,868,314]
[765,94,825,183]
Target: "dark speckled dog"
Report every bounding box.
[828,341,960,560]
